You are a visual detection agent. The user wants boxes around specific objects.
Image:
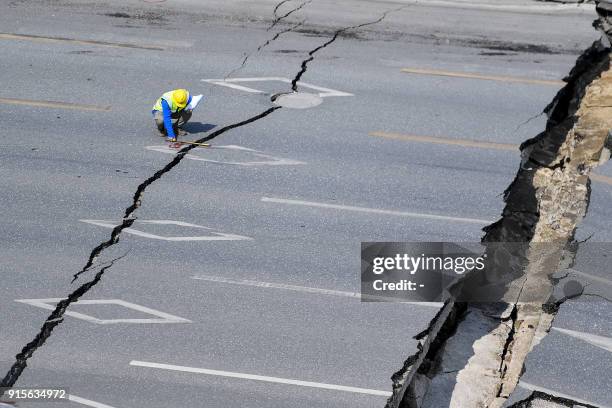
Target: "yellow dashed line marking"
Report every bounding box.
[0,97,111,112]
[401,68,565,86]
[369,131,518,151]
[370,131,612,186]
[0,33,165,51]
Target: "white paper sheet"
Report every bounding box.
[187,94,204,110]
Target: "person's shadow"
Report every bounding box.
[183,122,217,134]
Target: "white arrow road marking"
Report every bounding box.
[191,275,443,307]
[130,361,392,397]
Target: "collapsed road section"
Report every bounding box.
[386,5,612,408]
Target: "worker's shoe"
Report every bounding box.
[172,125,188,137]
[166,137,177,143]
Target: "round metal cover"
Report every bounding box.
[271,92,323,109]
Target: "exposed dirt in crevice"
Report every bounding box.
[267,0,311,32]
[387,25,612,408]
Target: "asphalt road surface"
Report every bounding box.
[0,1,610,407]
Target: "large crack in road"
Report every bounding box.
[386,9,612,408]
[290,6,406,92]
[0,5,405,393]
[226,20,306,79]
[226,0,313,79]
[507,390,600,408]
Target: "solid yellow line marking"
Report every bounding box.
[369,131,518,151]
[0,97,111,112]
[370,131,612,186]
[0,33,165,51]
[401,68,565,86]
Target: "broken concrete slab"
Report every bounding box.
[387,9,612,408]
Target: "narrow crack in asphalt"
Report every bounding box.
[225,19,306,79]
[272,0,294,19]
[291,6,406,92]
[1,5,401,390]
[0,252,130,390]
[268,0,312,32]
[513,111,545,133]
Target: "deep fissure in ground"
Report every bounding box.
[386,12,612,408]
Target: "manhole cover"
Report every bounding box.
[271,92,323,109]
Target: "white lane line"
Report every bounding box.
[518,381,610,408]
[552,327,612,353]
[129,361,392,397]
[69,395,118,408]
[193,275,360,297]
[191,275,442,307]
[261,197,491,225]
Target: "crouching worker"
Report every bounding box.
[152,89,192,142]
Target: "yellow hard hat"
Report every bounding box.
[172,89,189,108]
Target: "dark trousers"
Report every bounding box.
[153,110,192,135]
